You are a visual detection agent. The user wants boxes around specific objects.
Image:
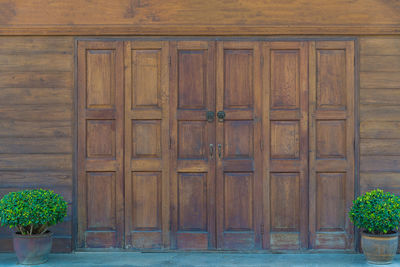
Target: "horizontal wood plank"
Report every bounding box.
[0,37,73,54]
[0,154,72,171]
[360,89,400,105]
[361,122,400,139]
[0,72,73,88]
[360,56,400,72]
[0,171,72,187]
[360,38,400,55]
[361,139,400,155]
[0,105,71,121]
[0,1,400,35]
[360,72,400,89]
[360,172,400,189]
[360,156,400,172]
[360,105,400,121]
[0,137,72,154]
[0,120,72,138]
[0,54,73,71]
[0,88,72,105]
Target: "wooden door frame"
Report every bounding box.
[73,37,359,252]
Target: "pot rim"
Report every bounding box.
[13,230,53,238]
[361,230,398,238]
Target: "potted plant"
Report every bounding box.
[0,189,68,265]
[349,189,400,265]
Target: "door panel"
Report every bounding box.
[262,42,309,249]
[170,41,216,250]
[309,41,354,249]
[77,41,124,248]
[124,41,169,249]
[216,41,263,250]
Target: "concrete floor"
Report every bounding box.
[1,252,400,267]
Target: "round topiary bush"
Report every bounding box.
[349,189,400,235]
[0,189,68,235]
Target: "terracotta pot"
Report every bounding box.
[13,231,53,265]
[361,231,398,265]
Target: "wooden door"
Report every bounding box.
[124,41,170,249]
[215,41,263,250]
[170,41,216,249]
[262,42,309,249]
[308,41,355,249]
[77,41,124,248]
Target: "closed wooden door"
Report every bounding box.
[170,41,217,249]
[124,41,170,249]
[262,42,309,249]
[77,39,355,251]
[308,41,355,250]
[77,41,124,248]
[215,41,263,250]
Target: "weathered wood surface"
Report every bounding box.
[0,0,399,35]
[359,38,400,211]
[0,37,74,252]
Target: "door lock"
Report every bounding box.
[209,144,214,159]
[218,144,222,158]
[217,111,226,122]
[206,111,215,122]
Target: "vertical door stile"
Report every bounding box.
[169,40,178,249]
[261,42,271,249]
[124,41,132,248]
[308,41,317,249]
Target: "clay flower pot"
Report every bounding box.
[13,231,53,265]
[361,231,398,265]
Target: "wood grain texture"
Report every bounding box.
[359,38,400,211]
[0,37,74,252]
[309,41,354,250]
[0,1,399,35]
[77,41,124,248]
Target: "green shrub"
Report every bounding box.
[0,189,68,235]
[349,189,400,234]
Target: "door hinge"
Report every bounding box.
[260,139,264,151]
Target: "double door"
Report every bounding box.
[77,39,355,251]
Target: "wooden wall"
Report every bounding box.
[0,0,399,35]
[360,37,400,196]
[0,37,74,252]
[0,36,400,252]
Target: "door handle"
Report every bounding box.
[206,111,215,123]
[218,144,222,158]
[209,144,214,159]
[217,111,225,122]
